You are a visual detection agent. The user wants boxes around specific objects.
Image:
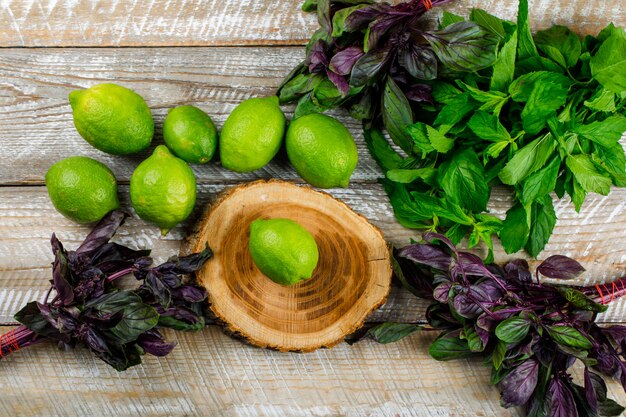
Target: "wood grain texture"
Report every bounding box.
[0,0,623,47]
[1,326,624,416]
[1,184,624,325]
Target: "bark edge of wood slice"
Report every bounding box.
[186,179,392,352]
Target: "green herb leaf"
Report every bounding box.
[490,29,518,92]
[520,156,561,205]
[500,203,530,254]
[545,325,593,350]
[584,87,616,113]
[520,80,571,135]
[590,33,626,93]
[525,195,557,257]
[534,25,582,68]
[463,325,486,352]
[331,4,370,37]
[566,154,612,195]
[492,340,507,370]
[387,168,437,184]
[438,149,490,212]
[429,332,474,361]
[516,0,539,61]
[468,111,511,142]
[499,134,557,185]
[426,125,454,153]
[423,21,499,72]
[509,71,572,103]
[575,115,626,148]
[470,8,506,39]
[440,11,464,28]
[366,322,422,344]
[556,287,608,313]
[496,317,531,344]
[433,92,477,127]
[382,77,414,153]
[363,127,403,172]
[592,142,626,187]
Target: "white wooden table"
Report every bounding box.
[0,1,624,415]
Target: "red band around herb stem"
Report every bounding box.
[595,279,625,304]
[423,0,432,11]
[0,329,21,358]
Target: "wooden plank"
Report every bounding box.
[0,46,388,186]
[1,326,624,416]
[1,184,624,325]
[0,0,623,47]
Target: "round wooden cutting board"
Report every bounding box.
[187,180,392,352]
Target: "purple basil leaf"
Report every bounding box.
[81,325,109,353]
[548,376,578,417]
[404,83,433,103]
[171,285,207,303]
[422,232,458,255]
[167,245,213,274]
[594,351,619,376]
[425,303,458,329]
[147,271,172,308]
[475,324,490,348]
[75,210,127,255]
[457,252,493,277]
[601,325,626,347]
[392,248,435,299]
[159,272,182,288]
[365,14,400,51]
[90,243,151,270]
[453,293,482,318]
[327,70,350,96]
[137,329,176,357]
[537,255,585,280]
[343,3,389,32]
[306,39,329,73]
[398,243,452,271]
[160,306,202,324]
[505,259,532,283]
[329,46,364,75]
[350,47,389,87]
[56,309,79,334]
[73,267,106,302]
[36,302,59,330]
[584,368,602,412]
[472,279,505,304]
[398,45,437,80]
[81,310,124,330]
[51,235,74,306]
[433,282,452,303]
[499,359,540,407]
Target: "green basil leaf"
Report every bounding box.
[423,21,498,72]
[516,0,539,61]
[431,81,462,104]
[350,48,389,87]
[331,4,372,37]
[463,325,485,352]
[429,333,473,361]
[363,127,403,172]
[470,8,506,39]
[509,71,572,103]
[440,11,464,28]
[515,56,565,74]
[570,176,587,212]
[566,154,612,195]
[468,111,511,142]
[437,148,490,212]
[545,325,593,350]
[583,88,616,112]
[382,77,413,153]
[433,92,477,129]
[534,25,582,68]
[366,322,422,344]
[556,287,608,313]
[278,73,323,104]
[499,133,557,185]
[492,340,507,370]
[457,81,509,115]
[525,195,557,257]
[495,317,531,344]
[158,315,205,332]
[485,141,511,160]
[386,167,436,184]
[575,115,626,148]
[500,203,530,254]
[407,122,435,155]
[490,29,518,93]
[590,33,626,93]
[446,223,471,245]
[110,303,159,344]
[520,156,561,205]
[14,301,62,339]
[380,180,431,228]
[293,93,326,119]
[592,142,626,187]
[426,125,454,153]
[521,81,571,135]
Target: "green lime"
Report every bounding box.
[163,105,218,164]
[45,156,120,224]
[249,218,319,286]
[220,96,286,172]
[130,145,196,235]
[286,114,358,188]
[69,83,154,155]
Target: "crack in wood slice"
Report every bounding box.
[187,180,392,352]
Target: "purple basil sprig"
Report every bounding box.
[357,233,626,416]
[2,210,211,371]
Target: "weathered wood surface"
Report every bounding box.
[0,0,623,47]
[1,326,624,416]
[1,184,625,326]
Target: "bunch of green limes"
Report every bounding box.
[46,83,358,236]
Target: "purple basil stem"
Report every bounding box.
[499,359,539,407]
[75,210,127,255]
[548,376,577,417]
[137,330,176,357]
[537,255,585,280]
[329,46,364,76]
[398,243,452,271]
